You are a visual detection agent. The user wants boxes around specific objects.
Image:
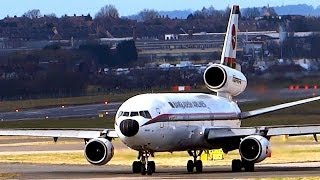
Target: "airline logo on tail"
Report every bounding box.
[220,5,240,69]
[231,24,236,50]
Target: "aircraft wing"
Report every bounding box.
[0,128,118,139]
[206,125,320,141]
[239,96,320,119]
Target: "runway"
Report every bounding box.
[0,102,121,121]
[2,162,320,179]
[0,88,318,121]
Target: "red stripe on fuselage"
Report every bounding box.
[142,112,239,126]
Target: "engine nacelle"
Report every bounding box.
[203,64,247,96]
[239,135,271,163]
[84,138,114,165]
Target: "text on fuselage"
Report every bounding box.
[232,75,242,84]
[168,101,207,109]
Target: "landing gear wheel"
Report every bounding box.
[187,160,194,172]
[132,161,142,173]
[141,164,146,175]
[243,161,255,172]
[149,161,156,173]
[147,163,154,175]
[137,151,155,175]
[195,160,203,173]
[231,159,242,172]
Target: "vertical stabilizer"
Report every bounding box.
[220,5,240,69]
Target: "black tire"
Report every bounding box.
[132,161,141,174]
[195,160,203,173]
[231,159,242,172]
[243,161,255,172]
[147,163,153,175]
[149,161,156,173]
[141,164,146,175]
[187,160,194,173]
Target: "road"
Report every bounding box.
[0,89,318,121]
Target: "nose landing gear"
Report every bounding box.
[132,151,156,175]
[187,150,203,173]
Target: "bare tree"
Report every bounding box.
[261,6,278,16]
[138,9,159,21]
[242,7,261,19]
[45,13,57,18]
[23,9,42,19]
[95,4,119,18]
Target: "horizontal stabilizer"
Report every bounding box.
[240,96,320,119]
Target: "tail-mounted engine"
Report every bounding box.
[239,135,271,163]
[84,138,114,165]
[203,64,247,97]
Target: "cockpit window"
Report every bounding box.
[144,111,152,119]
[117,111,123,118]
[130,111,139,117]
[139,111,146,118]
[119,111,152,119]
[123,112,129,117]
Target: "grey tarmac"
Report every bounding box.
[1,162,320,179]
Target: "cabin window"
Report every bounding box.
[130,111,139,117]
[123,112,129,117]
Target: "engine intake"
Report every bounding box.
[203,64,247,96]
[239,135,271,163]
[204,65,227,89]
[84,138,114,165]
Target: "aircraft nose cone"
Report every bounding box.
[119,119,139,137]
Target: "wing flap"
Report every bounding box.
[267,125,320,136]
[240,96,320,119]
[0,129,118,139]
[205,125,320,141]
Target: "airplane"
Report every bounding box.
[0,5,320,176]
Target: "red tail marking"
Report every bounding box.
[224,57,236,68]
[231,24,236,50]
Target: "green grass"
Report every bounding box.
[241,99,320,127]
[0,92,140,112]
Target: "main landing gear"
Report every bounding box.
[187,150,203,173]
[231,159,255,172]
[132,151,156,175]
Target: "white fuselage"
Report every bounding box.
[114,93,241,152]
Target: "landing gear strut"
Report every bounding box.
[231,159,255,172]
[187,150,203,173]
[132,151,156,175]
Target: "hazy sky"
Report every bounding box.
[1,0,319,18]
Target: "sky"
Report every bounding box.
[1,0,320,18]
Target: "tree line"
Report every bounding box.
[2,5,320,40]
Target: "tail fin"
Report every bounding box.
[220,5,240,69]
